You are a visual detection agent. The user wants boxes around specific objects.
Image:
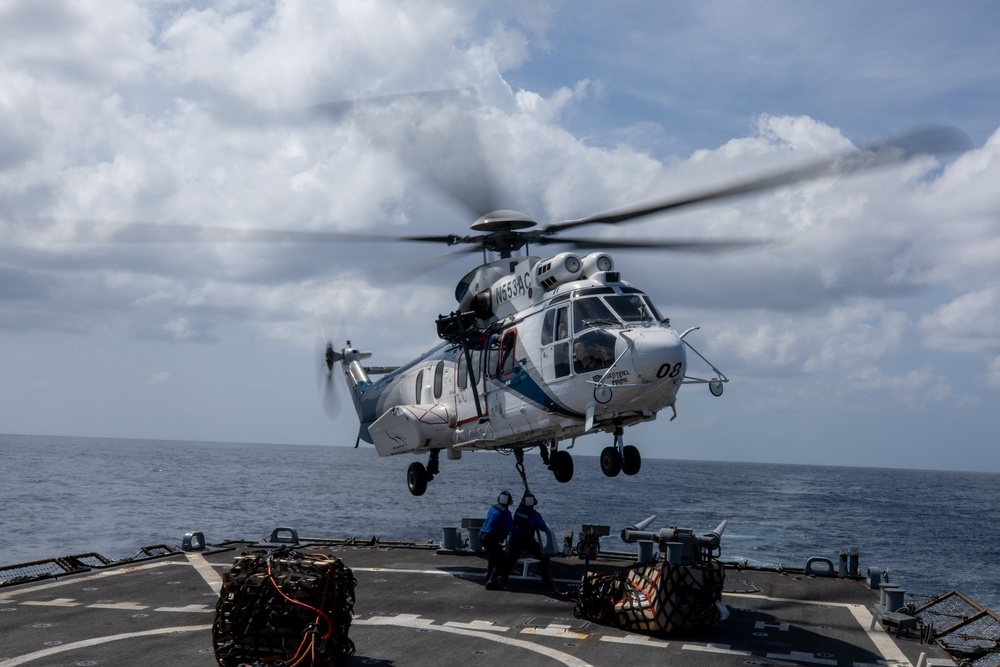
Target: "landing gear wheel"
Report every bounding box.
[407,462,428,496]
[600,446,622,477]
[622,445,641,476]
[551,450,574,483]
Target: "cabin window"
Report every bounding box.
[433,360,444,399]
[554,342,570,378]
[499,330,517,375]
[573,297,615,334]
[541,309,555,346]
[415,370,424,403]
[469,342,483,386]
[457,349,468,390]
[555,306,569,340]
[542,306,569,346]
[573,330,616,374]
[487,336,501,379]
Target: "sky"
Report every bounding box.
[2,0,999,473]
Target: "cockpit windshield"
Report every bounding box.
[604,294,661,324]
[572,291,665,331]
[573,297,616,333]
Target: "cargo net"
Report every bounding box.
[213,548,356,667]
[0,553,112,584]
[1,545,182,586]
[575,558,725,635]
[915,590,1000,667]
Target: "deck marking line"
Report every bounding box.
[726,591,854,608]
[154,604,213,613]
[19,598,81,607]
[600,635,670,648]
[0,624,211,666]
[521,627,589,639]
[355,615,594,667]
[185,551,223,595]
[846,605,912,667]
[683,643,752,656]
[354,567,461,576]
[87,602,149,610]
[444,620,510,632]
[352,567,579,584]
[765,650,836,665]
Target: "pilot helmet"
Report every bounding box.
[522,492,537,508]
[497,489,513,506]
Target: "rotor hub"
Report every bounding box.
[470,210,537,233]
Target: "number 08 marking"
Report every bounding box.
[657,362,683,379]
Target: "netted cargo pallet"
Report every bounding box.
[213,548,356,667]
[575,558,725,635]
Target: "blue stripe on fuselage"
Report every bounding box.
[498,364,581,418]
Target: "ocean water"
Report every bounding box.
[2,434,998,613]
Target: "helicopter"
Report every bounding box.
[325,234,724,496]
[314,122,968,496]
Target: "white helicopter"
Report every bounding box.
[326,235,723,496]
[316,124,966,496]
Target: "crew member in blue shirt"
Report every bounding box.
[506,491,558,591]
[480,489,516,590]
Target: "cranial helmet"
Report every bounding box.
[522,492,537,508]
[498,490,513,506]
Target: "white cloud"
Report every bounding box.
[988,356,1000,388]
[145,370,171,385]
[0,0,155,84]
[920,286,1000,356]
[163,317,197,341]
[848,365,952,404]
[708,299,910,378]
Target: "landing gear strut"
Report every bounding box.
[406,449,441,496]
[601,427,641,477]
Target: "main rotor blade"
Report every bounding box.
[317,87,507,221]
[544,125,971,235]
[538,236,775,253]
[362,245,483,285]
[62,222,463,246]
[306,88,474,122]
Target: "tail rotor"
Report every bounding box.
[317,337,343,419]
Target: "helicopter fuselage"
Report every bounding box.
[334,251,724,494]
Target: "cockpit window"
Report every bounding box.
[605,295,657,324]
[573,297,616,334]
[573,330,616,373]
[643,296,664,322]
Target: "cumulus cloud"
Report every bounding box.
[920,286,1000,356]
[988,356,1000,388]
[848,366,953,405]
[145,370,171,385]
[708,299,911,377]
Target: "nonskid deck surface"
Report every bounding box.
[0,540,945,667]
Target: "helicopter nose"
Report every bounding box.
[628,327,686,385]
